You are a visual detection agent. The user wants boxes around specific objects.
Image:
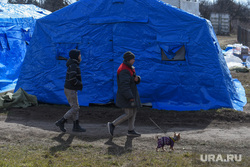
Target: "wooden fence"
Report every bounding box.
[238,26,250,47]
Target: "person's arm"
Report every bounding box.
[69,64,82,88]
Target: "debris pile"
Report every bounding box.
[224,44,250,72]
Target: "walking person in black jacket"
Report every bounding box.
[107,51,141,137]
[55,49,86,133]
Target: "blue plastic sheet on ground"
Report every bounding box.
[15,0,246,111]
[232,79,247,111]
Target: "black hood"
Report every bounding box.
[66,58,79,67]
[69,49,80,60]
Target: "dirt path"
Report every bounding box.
[1,109,250,158]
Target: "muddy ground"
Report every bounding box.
[1,71,250,166]
[1,102,250,153]
[1,103,250,167]
[0,35,250,165]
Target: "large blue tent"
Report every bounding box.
[0,3,50,92]
[15,0,246,111]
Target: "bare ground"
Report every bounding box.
[0,101,250,163]
[1,35,250,166]
[217,34,238,49]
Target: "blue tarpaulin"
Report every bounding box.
[15,0,247,111]
[0,3,51,93]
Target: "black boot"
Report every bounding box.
[72,120,86,132]
[55,117,67,132]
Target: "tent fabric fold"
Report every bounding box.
[0,3,51,93]
[15,0,246,111]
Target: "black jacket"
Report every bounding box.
[116,61,141,108]
[64,58,83,90]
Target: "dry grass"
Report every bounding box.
[0,144,249,167]
[217,34,238,49]
[0,144,194,167]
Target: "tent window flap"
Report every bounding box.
[160,44,186,61]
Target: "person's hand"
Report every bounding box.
[130,99,135,107]
[134,76,139,82]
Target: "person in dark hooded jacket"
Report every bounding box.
[107,51,141,137]
[55,49,86,133]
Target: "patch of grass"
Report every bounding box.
[217,34,238,50]
[0,143,249,167]
[244,88,250,103]
[0,143,192,167]
[216,108,239,113]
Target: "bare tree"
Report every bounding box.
[200,0,250,23]
[42,0,70,12]
[199,0,213,19]
[8,0,40,5]
[8,0,73,12]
